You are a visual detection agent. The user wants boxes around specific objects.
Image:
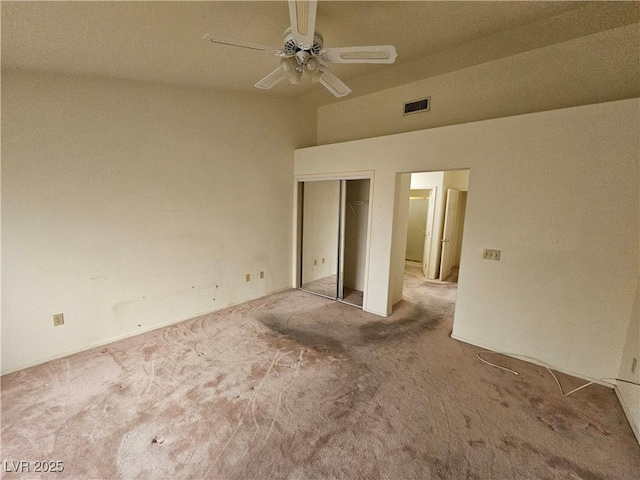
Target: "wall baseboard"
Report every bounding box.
[450,333,615,388]
[452,333,640,446]
[1,286,294,376]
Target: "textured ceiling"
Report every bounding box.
[2,1,638,104]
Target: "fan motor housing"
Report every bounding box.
[284,28,323,55]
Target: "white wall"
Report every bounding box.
[1,69,316,374]
[295,99,639,384]
[317,24,639,145]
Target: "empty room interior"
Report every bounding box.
[2,1,639,479]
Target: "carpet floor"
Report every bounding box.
[2,268,639,479]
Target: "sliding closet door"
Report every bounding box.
[299,178,370,308]
[300,180,341,299]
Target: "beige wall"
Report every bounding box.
[295,99,639,385]
[1,69,316,374]
[317,23,639,145]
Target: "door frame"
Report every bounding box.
[293,171,374,309]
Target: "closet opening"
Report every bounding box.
[297,178,371,308]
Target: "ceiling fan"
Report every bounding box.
[203,0,397,97]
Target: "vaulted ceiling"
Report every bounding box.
[2,1,638,105]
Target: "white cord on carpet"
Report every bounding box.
[477,350,601,398]
[476,351,519,376]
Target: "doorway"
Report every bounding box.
[298,178,371,308]
[403,170,469,282]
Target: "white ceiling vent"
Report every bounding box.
[403,97,430,115]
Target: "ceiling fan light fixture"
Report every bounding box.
[307,58,322,83]
[205,0,395,98]
[305,57,318,72]
[281,57,302,84]
[280,57,294,73]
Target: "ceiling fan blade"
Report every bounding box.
[255,66,287,90]
[322,45,398,64]
[318,65,351,98]
[203,34,281,55]
[288,0,317,49]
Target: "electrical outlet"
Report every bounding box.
[632,357,638,374]
[53,313,64,327]
[482,249,501,261]
[260,271,264,279]
[245,274,251,282]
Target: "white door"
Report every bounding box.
[439,189,460,280]
[405,195,428,262]
[422,187,436,278]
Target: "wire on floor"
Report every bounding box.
[476,350,640,398]
[476,351,519,376]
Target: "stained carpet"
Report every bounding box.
[1,269,638,479]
